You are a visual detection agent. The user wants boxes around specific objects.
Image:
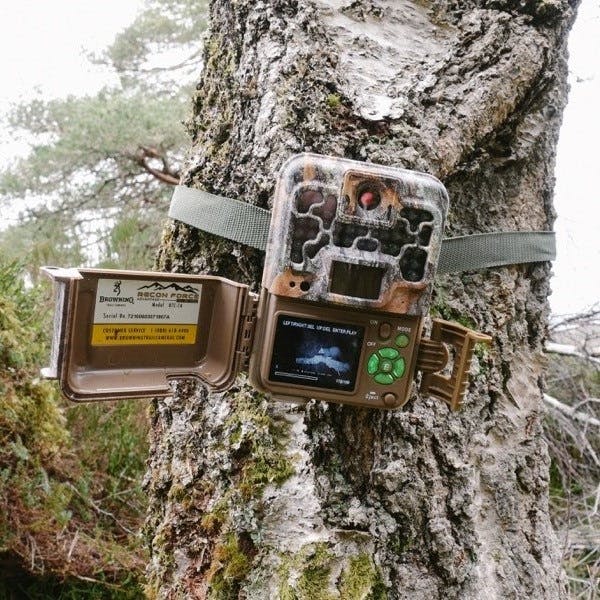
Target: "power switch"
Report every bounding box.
[379,322,392,339]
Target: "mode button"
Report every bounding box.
[395,333,410,348]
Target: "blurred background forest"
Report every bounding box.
[0,0,598,597]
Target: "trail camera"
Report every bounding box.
[43,154,491,410]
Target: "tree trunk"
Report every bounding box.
[146,1,579,598]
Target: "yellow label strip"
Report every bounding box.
[91,324,197,346]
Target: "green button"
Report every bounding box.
[395,334,410,348]
[379,347,399,359]
[393,358,406,378]
[367,353,379,374]
[380,359,393,373]
[374,373,395,385]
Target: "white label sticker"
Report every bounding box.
[92,278,201,346]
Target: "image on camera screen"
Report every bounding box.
[269,314,365,391]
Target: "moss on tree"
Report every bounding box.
[277,544,387,600]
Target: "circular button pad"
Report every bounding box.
[367,348,406,385]
[366,324,410,387]
[360,317,417,407]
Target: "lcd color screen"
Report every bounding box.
[269,315,364,391]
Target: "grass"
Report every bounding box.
[0,261,149,596]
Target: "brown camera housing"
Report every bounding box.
[42,154,491,410]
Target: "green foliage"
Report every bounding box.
[0,260,148,595]
[98,212,166,270]
[0,213,86,284]
[0,0,209,278]
[0,0,212,593]
[3,91,186,196]
[102,0,209,90]
[66,400,149,528]
[0,262,67,458]
[0,89,185,275]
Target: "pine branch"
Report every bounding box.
[134,146,179,185]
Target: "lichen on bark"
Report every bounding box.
[147,0,580,597]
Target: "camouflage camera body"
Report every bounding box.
[262,153,449,315]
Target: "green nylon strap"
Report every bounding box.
[170,185,272,250]
[169,185,556,272]
[436,231,555,273]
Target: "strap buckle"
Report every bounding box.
[418,319,492,410]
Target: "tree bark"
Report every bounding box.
[146,1,579,598]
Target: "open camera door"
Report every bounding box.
[41,267,255,402]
